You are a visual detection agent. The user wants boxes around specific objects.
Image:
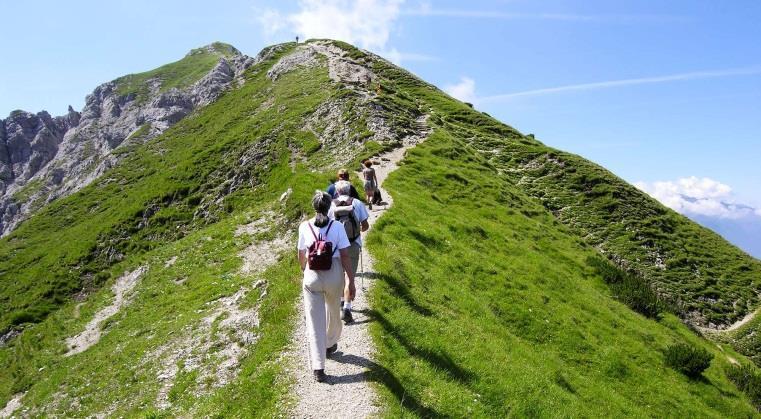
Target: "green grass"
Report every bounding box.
[11,178,44,203]
[114,42,237,103]
[493,146,761,327]
[720,314,761,368]
[370,51,761,346]
[126,123,151,142]
[726,362,761,410]
[366,129,759,417]
[0,42,331,415]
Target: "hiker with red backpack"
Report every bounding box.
[328,180,370,324]
[297,191,357,383]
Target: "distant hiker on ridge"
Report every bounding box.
[326,168,361,199]
[297,191,356,383]
[362,160,379,210]
[329,180,370,324]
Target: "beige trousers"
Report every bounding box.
[303,261,345,370]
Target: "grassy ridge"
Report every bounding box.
[114,42,238,102]
[368,51,761,334]
[367,129,758,417]
[364,53,761,415]
[0,42,315,411]
[496,147,761,327]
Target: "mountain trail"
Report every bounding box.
[699,307,760,335]
[285,116,429,418]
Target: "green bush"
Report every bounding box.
[664,343,713,378]
[726,363,761,410]
[587,256,666,318]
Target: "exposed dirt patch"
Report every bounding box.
[0,393,24,418]
[152,279,268,410]
[149,213,291,411]
[239,235,290,275]
[164,256,178,268]
[65,266,147,356]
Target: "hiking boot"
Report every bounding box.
[313,369,327,383]
[342,308,354,324]
[368,202,372,210]
[326,343,338,357]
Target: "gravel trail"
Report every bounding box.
[286,124,427,418]
[698,307,760,334]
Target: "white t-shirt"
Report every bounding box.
[328,195,369,246]
[297,218,350,258]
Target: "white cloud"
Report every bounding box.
[260,0,404,51]
[480,66,761,102]
[444,76,477,104]
[258,8,285,35]
[634,176,760,219]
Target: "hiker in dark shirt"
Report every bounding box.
[326,168,361,199]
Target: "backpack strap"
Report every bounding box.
[308,222,319,241]
[324,220,333,237]
[308,220,333,239]
[324,221,339,256]
[308,223,316,240]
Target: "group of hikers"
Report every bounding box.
[296,160,380,382]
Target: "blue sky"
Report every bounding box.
[2,0,760,253]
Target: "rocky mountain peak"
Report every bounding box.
[0,42,258,236]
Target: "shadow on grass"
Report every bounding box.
[331,351,444,417]
[360,271,432,317]
[368,309,474,386]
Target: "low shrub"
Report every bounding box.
[726,363,761,410]
[587,256,665,318]
[664,343,713,378]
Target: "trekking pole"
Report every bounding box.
[304,309,312,372]
[360,245,365,291]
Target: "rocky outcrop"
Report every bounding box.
[0,109,78,192]
[273,41,423,168]
[0,44,259,236]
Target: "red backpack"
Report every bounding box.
[307,221,337,270]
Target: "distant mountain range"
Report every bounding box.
[690,213,761,259]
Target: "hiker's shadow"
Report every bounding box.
[345,308,376,326]
[327,351,443,417]
[327,352,374,384]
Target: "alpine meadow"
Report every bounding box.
[1,39,760,417]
